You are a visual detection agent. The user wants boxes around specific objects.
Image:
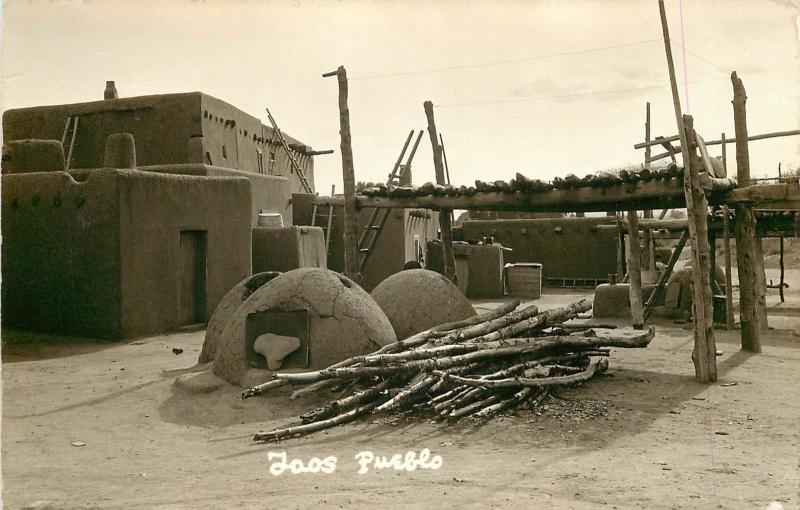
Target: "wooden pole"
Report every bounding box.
[616,219,626,278]
[658,0,716,383]
[627,211,644,328]
[324,66,361,284]
[424,101,457,283]
[721,133,735,329]
[731,71,763,351]
[683,115,718,382]
[642,102,655,271]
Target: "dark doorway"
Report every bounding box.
[179,230,207,326]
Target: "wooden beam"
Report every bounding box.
[725,182,800,209]
[424,101,457,284]
[635,128,800,150]
[325,66,361,284]
[627,211,644,328]
[658,0,716,383]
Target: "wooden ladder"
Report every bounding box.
[60,115,80,170]
[311,185,336,256]
[357,129,424,272]
[265,108,313,193]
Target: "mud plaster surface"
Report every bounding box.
[371,269,476,340]
[2,275,798,509]
[212,268,396,385]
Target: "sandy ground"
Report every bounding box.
[2,280,799,509]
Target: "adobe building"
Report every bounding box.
[1,83,322,339]
[461,216,619,287]
[3,84,316,224]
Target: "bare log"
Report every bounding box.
[241,379,289,399]
[375,375,437,412]
[323,328,653,378]
[472,387,537,419]
[254,397,388,443]
[300,379,391,424]
[435,357,609,389]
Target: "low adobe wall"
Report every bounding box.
[462,217,618,282]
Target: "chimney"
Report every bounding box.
[104,81,118,100]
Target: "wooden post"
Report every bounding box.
[627,211,644,328]
[324,66,361,284]
[731,71,763,351]
[642,102,655,271]
[658,0,717,383]
[721,133,735,329]
[683,116,718,383]
[424,101,457,283]
[616,218,626,278]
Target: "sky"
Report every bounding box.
[2,0,799,195]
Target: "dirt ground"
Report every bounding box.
[2,273,799,509]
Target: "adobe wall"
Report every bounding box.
[2,93,201,169]
[3,92,315,196]
[116,169,252,337]
[137,164,293,226]
[251,226,327,273]
[199,95,314,194]
[462,217,617,281]
[1,171,124,337]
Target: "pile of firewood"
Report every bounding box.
[243,299,654,443]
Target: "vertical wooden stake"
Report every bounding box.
[683,116,718,383]
[627,211,644,328]
[721,133,735,329]
[642,102,655,271]
[324,66,361,284]
[658,0,716,382]
[731,72,763,351]
[615,218,626,278]
[424,101,456,284]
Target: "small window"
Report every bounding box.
[222,145,228,159]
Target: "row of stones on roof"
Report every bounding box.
[361,163,684,198]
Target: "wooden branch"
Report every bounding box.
[300,379,390,423]
[324,328,654,378]
[437,357,609,390]
[253,397,387,443]
[375,375,436,412]
[241,379,288,399]
[471,387,536,419]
